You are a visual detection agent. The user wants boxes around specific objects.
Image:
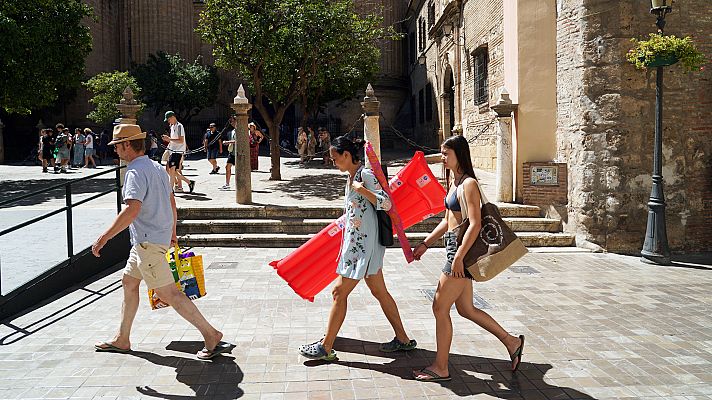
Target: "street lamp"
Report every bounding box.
[641,0,672,265]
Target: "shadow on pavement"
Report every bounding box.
[132,344,244,400]
[272,173,345,201]
[306,337,597,399]
[0,178,117,208]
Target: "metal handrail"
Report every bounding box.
[0,165,126,294]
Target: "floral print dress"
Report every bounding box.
[336,166,393,280]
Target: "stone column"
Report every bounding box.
[230,85,252,204]
[115,87,142,185]
[361,84,380,169]
[490,88,518,203]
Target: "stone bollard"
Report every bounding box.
[115,87,142,186]
[230,84,252,204]
[361,84,380,170]
[490,87,517,203]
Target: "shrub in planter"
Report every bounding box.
[627,33,705,72]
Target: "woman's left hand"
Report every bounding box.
[451,255,466,278]
[351,180,364,194]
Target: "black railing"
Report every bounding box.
[0,166,125,294]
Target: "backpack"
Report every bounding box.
[356,168,394,247]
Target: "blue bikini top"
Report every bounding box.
[444,189,461,212]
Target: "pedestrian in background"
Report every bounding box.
[220,117,237,190]
[162,111,195,193]
[40,129,55,173]
[54,126,71,173]
[411,134,525,382]
[248,122,263,171]
[204,122,222,174]
[147,130,159,160]
[298,136,417,361]
[306,126,317,162]
[83,128,97,168]
[91,123,230,360]
[73,128,85,168]
[318,127,331,166]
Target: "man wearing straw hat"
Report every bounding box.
[91,124,230,360]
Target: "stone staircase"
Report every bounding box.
[177,205,575,248]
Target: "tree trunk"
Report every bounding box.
[0,130,5,164]
[268,121,281,180]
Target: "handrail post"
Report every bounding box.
[115,167,122,214]
[65,184,74,259]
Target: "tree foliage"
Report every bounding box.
[197,0,390,180]
[0,0,93,114]
[131,51,220,122]
[84,71,143,125]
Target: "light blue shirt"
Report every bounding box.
[122,155,174,246]
[336,167,392,280]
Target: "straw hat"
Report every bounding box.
[108,124,147,145]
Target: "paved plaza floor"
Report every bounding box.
[0,247,710,399]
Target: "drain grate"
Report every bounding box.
[420,289,490,309]
[509,266,540,274]
[207,262,241,270]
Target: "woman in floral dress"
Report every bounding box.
[299,136,417,361]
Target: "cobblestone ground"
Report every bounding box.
[0,248,709,399]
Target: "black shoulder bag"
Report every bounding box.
[356,168,394,246]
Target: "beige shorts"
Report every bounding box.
[124,242,175,289]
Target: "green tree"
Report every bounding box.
[0,0,93,114]
[131,51,220,123]
[84,71,143,125]
[197,0,388,180]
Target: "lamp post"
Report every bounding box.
[641,0,672,265]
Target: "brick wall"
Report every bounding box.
[522,162,568,209]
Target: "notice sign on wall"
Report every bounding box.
[531,166,558,186]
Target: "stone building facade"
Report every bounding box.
[556,0,712,253]
[405,0,711,254]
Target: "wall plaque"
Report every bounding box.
[531,166,558,186]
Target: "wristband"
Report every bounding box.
[420,241,429,248]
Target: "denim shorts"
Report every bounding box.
[442,231,474,279]
[207,148,219,160]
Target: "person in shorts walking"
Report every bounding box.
[203,122,222,174]
[162,111,195,193]
[91,124,230,360]
[83,129,97,168]
[220,117,237,190]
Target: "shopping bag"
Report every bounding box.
[148,246,206,309]
[456,179,528,281]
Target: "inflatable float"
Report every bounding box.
[269,150,446,301]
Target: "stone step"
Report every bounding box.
[177,203,542,220]
[178,232,575,248]
[177,217,561,235]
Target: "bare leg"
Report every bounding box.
[154,283,223,350]
[414,274,468,379]
[364,270,410,343]
[96,274,141,350]
[455,280,522,363]
[225,163,233,185]
[321,276,360,352]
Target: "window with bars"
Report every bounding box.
[418,18,426,51]
[428,2,435,27]
[409,31,416,64]
[473,48,488,105]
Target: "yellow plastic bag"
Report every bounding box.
[148,246,206,309]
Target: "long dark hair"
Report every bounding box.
[330,135,365,163]
[442,135,477,185]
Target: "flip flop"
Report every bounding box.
[510,335,525,372]
[197,341,233,360]
[94,341,130,353]
[413,368,451,382]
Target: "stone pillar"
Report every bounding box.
[490,88,518,203]
[115,87,142,185]
[0,119,5,164]
[361,84,380,169]
[230,85,252,204]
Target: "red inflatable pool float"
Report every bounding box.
[269,151,446,301]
